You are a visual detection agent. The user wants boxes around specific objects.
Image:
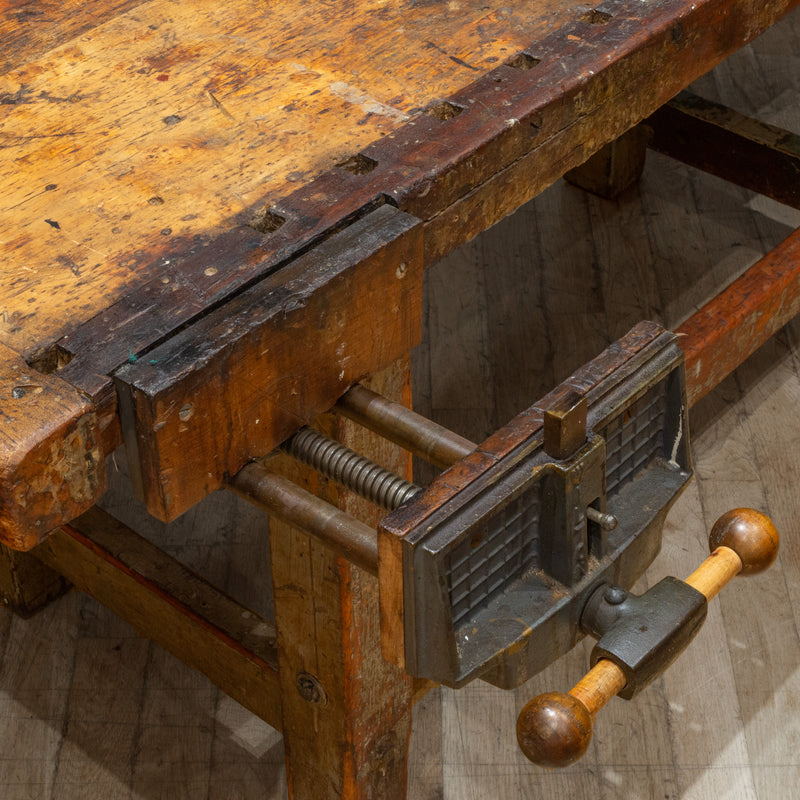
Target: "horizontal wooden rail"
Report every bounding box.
[647,91,800,209]
[34,506,282,731]
[678,226,800,406]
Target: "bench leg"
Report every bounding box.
[565,124,653,198]
[269,359,414,800]
[0,542,70,617]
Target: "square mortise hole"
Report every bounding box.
[507,53,541,70]
[336,153,378,175]
[249,208,286,234]
[424,101,463,121]
[581,9,612,23]
[27,344,75,374]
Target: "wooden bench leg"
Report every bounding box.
[0,542,70,617]
[565,124,653,198]
[269,360,414,800]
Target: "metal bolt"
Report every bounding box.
[603,586,627,605]
[587,506,618,531]
[296,671,328,705]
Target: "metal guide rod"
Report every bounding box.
[335,384,476,469]
[229,462,379,575]
[282,426,422,511]
[229,389,472,573]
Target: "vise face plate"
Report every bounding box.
[379,322,691,689]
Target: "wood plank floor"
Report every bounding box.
[1,8,799,799]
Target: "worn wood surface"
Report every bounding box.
[2,0,797,510]
[407,11,800,796]
[0,8,797,799]
[268,361,413,800]
[0,343,104,550]
[0,0,607,362]
[678,227,800,405]
[115,204,423,520]
[565,125,653,199]
[0,543,71,617]
[34,506,282,731]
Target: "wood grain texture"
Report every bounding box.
[678,227,800,405]
[1,0,796,424]
[35,506,282,730]
[0,0,577,362]
[564,125,654,199]
[268,361,413,800]
[0,8,798,799]
[409,12,800,798]
[0,542,70,616]
[114,204,423,520]
[0,343,104,549]
[0,0,146,72]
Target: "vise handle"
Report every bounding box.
[516,507,779,768]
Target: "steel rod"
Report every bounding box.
[229,462,379,575]
[336,384,476,469]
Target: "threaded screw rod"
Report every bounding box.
[282,426,421,511]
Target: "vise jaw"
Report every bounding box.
[379,321,692,688]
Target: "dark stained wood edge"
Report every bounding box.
[0,342,105,550]
[114,204,424,520]
[0,542,71,616]
[678,226,800,406]
[564,125,654,199]
[34,505,282,730]
[647,90,800,209]
[53,0,800,445]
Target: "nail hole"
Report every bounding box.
[250,208,286,234]
[581,9,612,23]
[424,100,463,121]
[179,403,194,421]
[148,196,164,206]
[336,153,378,175]
[507,53,541,70]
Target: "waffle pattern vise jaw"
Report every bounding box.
[380,322,691,688]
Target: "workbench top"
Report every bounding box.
[2,0,586,361]
[2,0,797,542]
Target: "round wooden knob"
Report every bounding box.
[709,507,779,575]
[516,509,779,768]
[516,691,593,767]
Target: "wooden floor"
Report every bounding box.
[1,9,799,799]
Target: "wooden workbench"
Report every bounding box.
[2,1,800,798]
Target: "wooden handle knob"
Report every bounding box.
[517,659,625,766]
[517,508,778,767]
[708,507,779,575]
[516,691,593,768]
